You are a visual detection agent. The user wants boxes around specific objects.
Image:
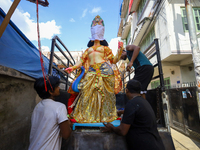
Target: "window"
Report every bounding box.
[164,77,171,89]
[137,0,147,19]
[181,7,200,32]
[151,77,171,89]
[151,80,160,89]
[194,8,200,30]
[140,27,155,52]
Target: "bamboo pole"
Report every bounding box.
[0,0,21,38]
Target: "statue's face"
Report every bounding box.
[90,15,105,41]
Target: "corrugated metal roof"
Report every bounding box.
[121,22,131,40]
[120,0,129,18]
[130,0,141,12]
[132,17,151,45]
[117,19,124,37]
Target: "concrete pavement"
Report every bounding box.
[171,128,200,150]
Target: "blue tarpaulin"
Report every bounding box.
[0,8,50,79]
[119,2,122,17]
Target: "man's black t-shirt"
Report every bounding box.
[121,96,165,150]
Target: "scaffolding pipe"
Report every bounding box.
[185,0,200,92]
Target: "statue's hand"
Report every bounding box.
[118,41,124,50]
[65,67,73,73]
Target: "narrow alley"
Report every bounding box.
[171,128,200,150]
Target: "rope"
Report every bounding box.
[36,0,52,91]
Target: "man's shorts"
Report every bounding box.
[133,65,154,94]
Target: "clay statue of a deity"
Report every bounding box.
[65,15,123,123]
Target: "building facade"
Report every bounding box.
[118,0,200,89]
[42,50,83,65]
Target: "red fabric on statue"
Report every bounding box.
[70,119,77,123]
[67,94,78,115]
[116,117,121,120]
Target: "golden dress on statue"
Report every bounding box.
[68,46,122,123]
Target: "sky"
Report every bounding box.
[0,0,123,54]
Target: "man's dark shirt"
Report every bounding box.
[122,96,165,150]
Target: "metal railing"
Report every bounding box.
[48,36,76,90]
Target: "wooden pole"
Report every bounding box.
[0,0,21,38]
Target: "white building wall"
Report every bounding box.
[157,0,200,58]
[167,1,191,53]
[152,0,200,87]
[180,65,196,83]
[163,66,182,88]
[150,65,182,88]
[154,1,172,60]
[150,63,196,88]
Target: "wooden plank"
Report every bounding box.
[27,0,49,7]
[0,0,21,38]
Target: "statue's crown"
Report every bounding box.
[91,15,104,27]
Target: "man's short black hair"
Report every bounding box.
[87,40,109,47]
[34,76,60,99]
[126,79,142,94]
[121,50,127,60]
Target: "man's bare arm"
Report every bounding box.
[59,120,72,139]
[101,122,130,136]
[126,45,140,64]
[126,45,140,71]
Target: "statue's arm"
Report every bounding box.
[105,45,123,64]
[65,49,88,73]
